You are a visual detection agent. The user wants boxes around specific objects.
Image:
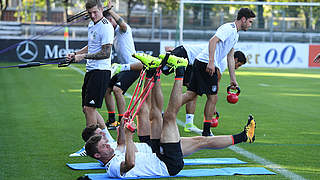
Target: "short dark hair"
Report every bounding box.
[82,124,99,142]
[234,51,247,64]
[237,8,256,20]
[85,135,102,158]
[86,0,103,10]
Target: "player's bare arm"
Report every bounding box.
[108,1,127,32]
[116,118,138,153]
[116,117,126,148]
[207,36,220,76]
[120,121,136,175]
[227,48,238,88]
[67,45,88,61]
[75,45,89,55]
[165,46,174,52]
[73,44,112,62]
[84,44,112,59]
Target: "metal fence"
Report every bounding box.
[1,1,320,43]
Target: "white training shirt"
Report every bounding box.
[219,56,228,73]
[113,25,137,64]
[105,151,169,178]
[196,22,239,73]
[86,18,114,72]
[183,44,207,65]
[108,142,153,154]
[97,142,153,166]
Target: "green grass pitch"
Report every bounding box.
[0,62,319,180]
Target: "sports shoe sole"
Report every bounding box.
[246,114,256,143]
[159,54,188,68]
[69,147,87,157]
[132,53,161,68]
[184,124,203,134]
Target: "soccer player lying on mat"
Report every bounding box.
[85,58,256,178]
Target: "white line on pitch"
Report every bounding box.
[259,83,270,87]
[70,65,305,180]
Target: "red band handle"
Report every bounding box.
[126,123,136,133]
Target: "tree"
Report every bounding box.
[17,0,46,22]
[125,0,143,24]
[54,0,72,22]
[0,0,8,20]
[124,0,179,24]
[46,0,52,21]
[257,0,265,29]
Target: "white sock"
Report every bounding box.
[102,128,115,143]
[121,64,130,71]
[185,114,194,124]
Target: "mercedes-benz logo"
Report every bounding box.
[16,40,38,62]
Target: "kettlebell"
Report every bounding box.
[227,86,240,104]
[211,112,219,127]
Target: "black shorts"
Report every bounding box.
[82,70,110,108]
[188,59,219,95]
[147,140,184,176]
[108,70,140,94]
[159,142,184,176]
[139,137,161,155]
[171,45,188,60]
[183,65,193,87]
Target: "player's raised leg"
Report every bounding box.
[161,64,186,143]
[181,114,256,156]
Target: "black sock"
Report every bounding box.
[175,67,185,79]
[108,112,115,123]
[202,122,211,136]
[138,136,151,143]
[151,139,161,154]
[146,68,156,78]
[232,131,247,144]
[118,114,123,122]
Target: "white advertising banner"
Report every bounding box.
[235,42,309,68]
[160,41,309,68]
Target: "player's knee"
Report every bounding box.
[163,111,175,122]
[83,106,95,114]
[185,91,197,101]
[194,136,207,142]
[207,94,217,101]
[113,86,123,95]
[106,88,112,94]
[150,109,161,121]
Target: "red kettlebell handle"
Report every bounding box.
[214,111,220,120]
[227,85,241,96]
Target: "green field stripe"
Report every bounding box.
[1,64,320,180]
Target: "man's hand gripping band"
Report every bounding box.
[123,117,136,133]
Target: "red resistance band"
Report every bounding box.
[123,53,170,132]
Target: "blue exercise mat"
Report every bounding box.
[86,167,276,179]
[67,158,247,170]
